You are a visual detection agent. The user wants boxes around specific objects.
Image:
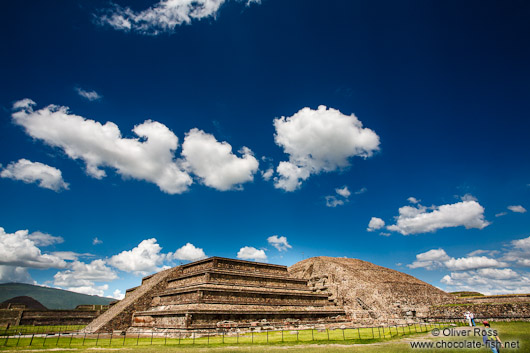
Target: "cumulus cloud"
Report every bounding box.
[325,196,344,208]
[53,259,117,290]
[75,87,102,101]
[407,197,420,204]
[172,243,207,261]
[97,0,261,35]
[272,106,379,191]
[508,205,527,213]
[181,128,259,191]
[408,248,507,271]
[503,235,530,266]
[0,159,69,191]
[335,186,351,198]
[112,289,125,300]
[386,199,490,235]
[237,246,267,261]
[108,238,168,275]
[12,99,192,194]
[367,217,385,232]
[441,270,530,295]
[444,256,507,271]
[261,168,274,181]
[0,227,66,269]
[407,249,451,269]
[0,265,32,284]
[27,231,64,246]
[92,237,103,245]
[267,235,291,252]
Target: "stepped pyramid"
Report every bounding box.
[85,257,345,332]
[289,256,457,324]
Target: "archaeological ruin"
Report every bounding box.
[83,256,530,334]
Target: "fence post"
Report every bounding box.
[56,332,61,346]
[110,331,113,346]
[371,326,374,339]
[297,331,299,342]
[311,328,314,341]
[123,332,126,346]
[69,332,74,346]
[43,334,47,347]
[29,333,35,346]
[237,331,239,343]
[165,332,167,345]
[136,332,139,346]
[151,331,154,345]
[222,330,224,344]
[16,333,21,347]
[82,332,86,346]
[342,328,345,340]
[382,326,385,337]
[95,332,100,346]
[178,332,181,345]
[358,327,361,340]
[327,328,329,341]
[267,329,269,343]
[251,330,253,343]
[192,331,195,345]
[208,331,210,345]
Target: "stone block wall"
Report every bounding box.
[428,303,530,320]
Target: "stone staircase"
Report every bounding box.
[83,268,174,333]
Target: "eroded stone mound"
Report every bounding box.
[289,256,456,323]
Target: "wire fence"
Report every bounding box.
[0,320,468,347]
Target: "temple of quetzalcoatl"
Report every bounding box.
[84,257,345,333]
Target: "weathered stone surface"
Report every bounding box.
[288,256,457,323]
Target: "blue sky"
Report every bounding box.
[1,0,529,299]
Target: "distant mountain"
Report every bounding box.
[1,295,48,310]
[0,283,115,309]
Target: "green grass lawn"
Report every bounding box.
[0,321,528,352]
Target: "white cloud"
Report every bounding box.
[0,159,69,191]
[27,231,64,246]
[12,99,192,194]
[0,227,66,269]
[495,212,507,217]
[92,237,103,245]
[237,246,267,261]
[261,168,274,181]
[444,256,507,271]
[386,199,490,235]
[508,205,527,213]
[325,196,344,208]
[367,217,385,232]
[51,251,92,261]
[407,197,420,204]
[172,243,207,261]
[273,105,379,191]
[53,259,117,288]
[504,235,530,266]
[325,186,352,207]
[112,289,125,300]
[441,270,530,295]
[0,265,32,284]
[354,187,367,195]
[335,186,351,198]
[97,0,260,35]
[467,249,499,257]
[267,235,291,252]
[108,238,168,275]
[67,284,109,297]
[407,249,451,269]
[181,128,259,191]
[75,87,102,101]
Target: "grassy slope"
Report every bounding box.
[0,283,114,309]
